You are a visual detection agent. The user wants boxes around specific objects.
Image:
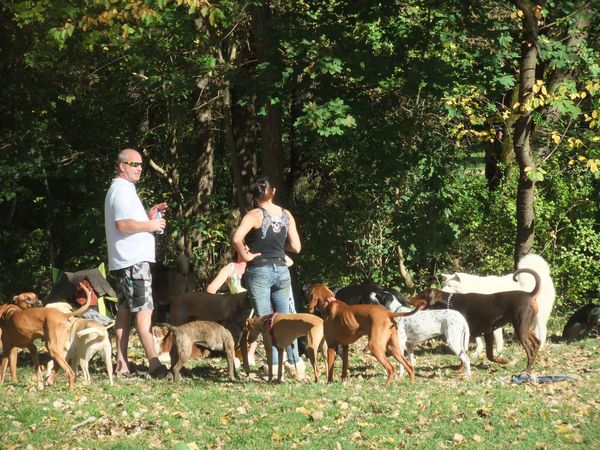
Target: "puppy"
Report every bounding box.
[390,306,471,378]
[442,253,555,353]
[152,321,237,382]
[44,318,113,385]
[242,313,326,383]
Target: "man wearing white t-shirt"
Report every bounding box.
[105,148,168,378]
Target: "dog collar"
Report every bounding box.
[262,313,278,347]
[446,293,453,309]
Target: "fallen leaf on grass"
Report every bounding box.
[271,432,282,442]
[453,433,465,443]
[310,410,325,421]
[295,406,311,415]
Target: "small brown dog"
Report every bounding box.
[307,283,421,386]
[152,321,237,382]
[242,313,327,383]
[0,285,91,389]
[169,291,252,348]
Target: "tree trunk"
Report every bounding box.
[250,1,286,200]
[397,246,415,295]
[511,0,544,264]
[186,76,216,255]
[231,87,258,211]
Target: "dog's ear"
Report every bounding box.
[151,324,168,338]
[441,273,453,281]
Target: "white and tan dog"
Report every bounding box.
[442,253,555,355]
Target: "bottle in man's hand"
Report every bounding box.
[155,210,165,235]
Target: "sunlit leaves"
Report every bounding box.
[295,98,356,137]
[524,166,546,182]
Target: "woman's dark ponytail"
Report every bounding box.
[251,177,273,202]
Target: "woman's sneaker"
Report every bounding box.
[284,358,306,381]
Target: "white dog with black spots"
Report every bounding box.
[387,299,471,378]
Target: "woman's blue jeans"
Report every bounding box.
[244,264,300,365]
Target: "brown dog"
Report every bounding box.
[0,285,92,389]
[408,268,542,374]
[169,291,252,347]
[307,283,421,386]
[152,321,237,382]
[242,313,327,383]
[0,293,44,348]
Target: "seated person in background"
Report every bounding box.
[207,246,258,366]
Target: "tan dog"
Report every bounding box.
[152,321,237,382]
[66,318,113,385]
[307,283,421,386]
[242,313,327,383]
[0,284,91,389]
[44,318,114,385]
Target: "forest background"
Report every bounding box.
[1,0,598,314]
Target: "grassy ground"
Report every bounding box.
[1,319,598,450]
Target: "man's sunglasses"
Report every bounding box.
[122,161,143,168]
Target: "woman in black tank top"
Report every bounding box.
[232,177,303,378]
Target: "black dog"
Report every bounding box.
[562,303,599,340]
[303,280,407,310]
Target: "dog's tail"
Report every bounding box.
[513,268,541,297]
[513,268,541,315]
[77,327,107,338]
[67,282,92,317]
[389,305,422,318]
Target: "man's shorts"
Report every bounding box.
[113,262,154,313]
